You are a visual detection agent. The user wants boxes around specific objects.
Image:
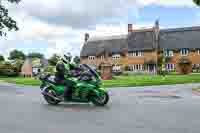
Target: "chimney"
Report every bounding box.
[154,20,160,41]
[128,24,132,33]
[85,33,89,42]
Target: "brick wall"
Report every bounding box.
[80,49,200,72]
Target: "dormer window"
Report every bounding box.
[164,50,173,57]
[100,55,104,60]
[198,49,200,55]
[180,48,189,56]
[112,54,120,60]
[129,51,143,57]
[88,56,95,60]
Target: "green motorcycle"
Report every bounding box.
[39,64,109,106]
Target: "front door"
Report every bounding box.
[147,64,155,73]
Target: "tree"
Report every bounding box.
[0,0,21,36]
[194,0,200,5]
[48,54,60,66]
[8,49,26,60]
[27,52,44,59]
[12,59,24,73]
[0,55,5,62]
[73,56,80,64]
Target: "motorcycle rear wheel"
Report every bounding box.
[91,91,109,106]
[43,88,61,105]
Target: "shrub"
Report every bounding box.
[43,65,55,74]
[177,57,192,74]
[0,62,19,76]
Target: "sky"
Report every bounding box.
[0,0,199,59]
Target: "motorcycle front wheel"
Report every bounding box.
[43,88,61,105]
[91,91,109,106]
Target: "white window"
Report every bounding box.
[129,51,144,57]
[112,65,121,72]
[165,64,175,70]
[112,54,120,60]
[180,48,189,56]
[88,56,95,60]
[100,55,104,60]
[128,64,144,71]
[164,50,173,57]
[198,49,200,55]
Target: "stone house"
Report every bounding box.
[80,20,200,74]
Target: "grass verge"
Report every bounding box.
[0,74,200,87]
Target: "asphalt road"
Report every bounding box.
[1,82,200,133]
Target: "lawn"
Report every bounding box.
[1,74,200,87]
[0,77,41,86]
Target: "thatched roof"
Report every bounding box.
[81,26,200,57]
[160,26,200,49]
[80,35,127,57]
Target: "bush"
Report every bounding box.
[0,69,18,77]
[0,62,19,76]
[43,65,55,74]
[112,71,122,76]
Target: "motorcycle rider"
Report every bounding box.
[55,52,75,100]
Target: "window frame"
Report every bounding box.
[165,63,175,70]
[112,54,121,60]
[128,64,144,71]
[198,49,200,55]
[180,48,189,56]
[164,49,174,57]
[129,50,144,57]
[88,56,95,61]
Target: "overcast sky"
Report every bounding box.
[0,0,199,58]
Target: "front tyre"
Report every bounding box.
[43,88,61,105]
[91,92,109,106]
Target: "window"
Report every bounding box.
[164,50,173,57]
[112,54,120,60]
[165,64,175,70]
[100,55,104,60]
[198,49,200,55]
[128,64,144,71]
[112,65,121,72]
[180,48,189,56]
[88,56,95,60]
[129,51,144,57]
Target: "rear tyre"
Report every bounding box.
[43,88,61,105]
[91,91,109,106]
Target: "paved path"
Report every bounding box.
[1,83,200,133]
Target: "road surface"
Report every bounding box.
[1,82,200,133]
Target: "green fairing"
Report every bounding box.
[40,64,109,106]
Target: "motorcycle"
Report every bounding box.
[39,64,109,106]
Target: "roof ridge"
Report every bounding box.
[132,28,154,33]
[88,34,127,42]
[161,26,200,33]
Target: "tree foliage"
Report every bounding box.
[12,59,24,72]
[48,54,60,66]
[0,0,21,36]
[27,52,44,59]
[194,0,200,5]
[0,55,5,62]
[73,56,80,64]
[8,49,26,60]
[0,61,18,76]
